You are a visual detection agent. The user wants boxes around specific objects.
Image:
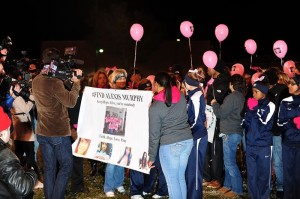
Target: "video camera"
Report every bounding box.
[0,36,12,52]
[45,47,84,81]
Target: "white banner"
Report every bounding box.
[205,105,216,143]
[72,87,153,174]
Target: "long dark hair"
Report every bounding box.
[231,74,246,95]
[155,72,172,107]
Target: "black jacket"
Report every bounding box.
[0,139,37,199]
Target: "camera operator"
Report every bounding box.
[32,47,82,199]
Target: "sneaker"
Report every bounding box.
[143,191,151,196]
[131,195,144,199]
[105,191,115,197]
[116,186,126,193]
[207,180,221,189]
[217,186,231,194]
[223,190,238,198]
[152,194,166,198]
[34,180,44,189]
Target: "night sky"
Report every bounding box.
[1,0,299,66]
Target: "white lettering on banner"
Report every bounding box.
[72,87,153,174]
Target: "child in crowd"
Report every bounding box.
[242,77,275,199]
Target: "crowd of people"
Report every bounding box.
[1,37,300,199]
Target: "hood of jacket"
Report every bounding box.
[153,86,181,103]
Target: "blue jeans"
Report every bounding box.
[222,133,243,194]
[104,163,124,193]
[37,135,73,199]
[33,118,39,161]
[272,135,283,191]
[159,139,193,199]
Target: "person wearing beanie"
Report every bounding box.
[277,74,300,199]
[204,59,231,189]
[0,106,38,199]
[104,68,128,197]
[264,67,290,198]
[242,78,275,199]
[184,70,208,199]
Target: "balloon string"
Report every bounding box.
[281,58,283,66]
[250,55,252,69]
[189,38,193,69]
[219,42,222,60]
[134,41,137,69]
[132,41,138,89]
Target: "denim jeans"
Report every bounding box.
[159,139,193,199]
[33,118,39,161]
[37,135,73,199]
[104,163,124,193]
[272,135,283,191]
[222,133,243,194]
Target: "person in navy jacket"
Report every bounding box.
[184,70,208,199]
[242,77,275,199]
[277,74,300,199]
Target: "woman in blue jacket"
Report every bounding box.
[277,74,300,199]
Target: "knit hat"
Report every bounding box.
[0,106,11,131]
[184,73,200,87]
[138,78,152,90]
[293,74,300,85]
[253,81,268,94]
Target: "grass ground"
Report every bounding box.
[33,157,243,199]
[33,146,279,199]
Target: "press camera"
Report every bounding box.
[46,47,84,81]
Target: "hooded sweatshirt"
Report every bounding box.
[148,86,193,162]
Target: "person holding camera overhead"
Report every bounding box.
[32,47,82,199]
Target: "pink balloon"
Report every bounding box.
[230,63,244,76]
[215,24,229,42]
[283,60,295,78]
[130,23,144,41]
[202,50,218,69]
[244,39,257,55]
[273,40,288,59]
[251,72,263,85]
[180,21,194,38]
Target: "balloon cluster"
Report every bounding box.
[128,21,291,79]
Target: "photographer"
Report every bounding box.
[10,82,43,189]
[32,47,82,199]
